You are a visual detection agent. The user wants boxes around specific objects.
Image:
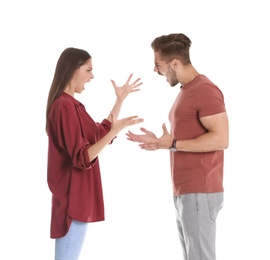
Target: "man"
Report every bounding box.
[126,33,229,260]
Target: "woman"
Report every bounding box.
[46,47,143,259]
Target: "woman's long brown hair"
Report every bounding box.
[45,47,91,132]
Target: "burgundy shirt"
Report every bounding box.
[47,92,112,238]
[169,75,226,196]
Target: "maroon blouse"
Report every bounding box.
[47,92,112,238]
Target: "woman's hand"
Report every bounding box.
[111,73,142,102]
[109,111,144,136]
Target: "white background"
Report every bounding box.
[1,0,269,259]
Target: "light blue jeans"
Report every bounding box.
[174,192,224,260]
[55,220,88,260]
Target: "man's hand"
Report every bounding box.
[126,123,172,151]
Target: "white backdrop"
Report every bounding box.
[1,0,269,259]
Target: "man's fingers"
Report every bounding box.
[140,127,150,134]
[162,123,169,134]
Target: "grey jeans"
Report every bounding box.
[174,192,224,260]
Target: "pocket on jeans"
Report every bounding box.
[207,193,224,222]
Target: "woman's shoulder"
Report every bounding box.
[55,93,81,108]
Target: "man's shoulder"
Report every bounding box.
[197,74,216,87]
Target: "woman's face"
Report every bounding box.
[66,58,94,95]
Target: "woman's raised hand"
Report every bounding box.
[111,73,142,102]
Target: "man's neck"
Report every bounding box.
[180,65,200,86]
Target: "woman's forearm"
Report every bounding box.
[106,97,123,122]
[87,129,116,162]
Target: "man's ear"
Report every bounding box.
[170,59,180,70]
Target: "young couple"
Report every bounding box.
[46,33,229,260]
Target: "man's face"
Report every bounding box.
[153,52,178,87]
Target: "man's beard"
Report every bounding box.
[167,66,178,87]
